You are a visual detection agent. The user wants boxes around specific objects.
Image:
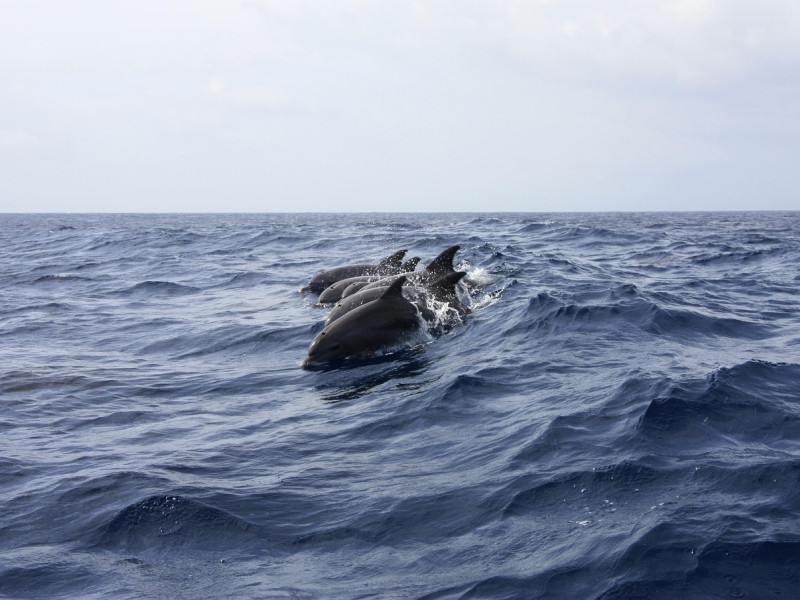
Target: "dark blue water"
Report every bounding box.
[2,212,799,599]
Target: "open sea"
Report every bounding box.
[1,211,800,599]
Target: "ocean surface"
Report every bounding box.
[1,212,799,599]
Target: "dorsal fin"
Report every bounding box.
[430,271,467,294]
[379,249,407,269]
[379,275,407,300]
[401,257,421,271]
[425,245,460,277]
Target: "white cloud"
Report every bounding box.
[207,77,292,111]
[1,0,799,211]
[0,129,38,152]
[481,0,800,87]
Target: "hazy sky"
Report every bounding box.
[2,0,799,212]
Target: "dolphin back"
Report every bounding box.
[305,250,407,293]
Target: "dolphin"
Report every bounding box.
[328,256,420,304]
[324,271,469,327]
[304,250,407,294]
[317,275,380,305]
[421,271,471,317]
[400,256,421,273]
[340,279,375,299]
[359,245,460,293]
[303,276,423,367]
[415,271,471,333]
[418,245,460,282]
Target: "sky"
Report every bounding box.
[1,0,799,213]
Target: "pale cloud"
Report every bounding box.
[237,1,800,91]
[559,21,581,36]
[482,0,800,87]
[0,129,38,152]
[207,77,292,111]
[0,0,798,211]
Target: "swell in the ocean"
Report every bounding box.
[1,212,799,599]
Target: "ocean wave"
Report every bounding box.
[169,324,311,360]
[31,273,94,284]
[638,360,800,453]
[600,539,800,599]
[94,495,265,552]
[511,288,773,340]
[117,280,200,297]
[689,246,787,266]
[2,212,800,599]
[215,271,268,288]
[0,562,95,600]
[500,461,676,519]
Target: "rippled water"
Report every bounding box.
[1,212,799,599]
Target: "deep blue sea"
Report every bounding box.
[2,212,800,599]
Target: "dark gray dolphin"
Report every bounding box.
[324,286,393,327]
[359,245,460,293]
[317,257,419,303]
[304,250,407,294]
[338,257,417,299]
[415,271,471,333]
[317,275,380,305]
[303,276,422,367]
[424,271,471,317]
[419,245,460,282]
[340,279,375,299]
[324,271,468,327]
[400,256,421,273]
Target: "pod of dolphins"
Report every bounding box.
[302,246,471,367]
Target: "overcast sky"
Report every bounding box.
[1,0,799,212]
